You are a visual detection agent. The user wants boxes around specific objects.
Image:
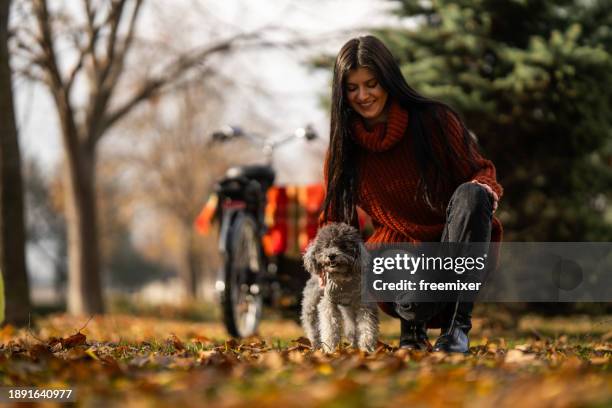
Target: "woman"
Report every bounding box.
[319,35,503,353]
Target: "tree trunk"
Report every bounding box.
[64,144,104,314]
[185,228,200,299]
[0,0,32,326]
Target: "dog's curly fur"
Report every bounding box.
[301,223,378,352]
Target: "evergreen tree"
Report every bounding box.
[344,0,612,240]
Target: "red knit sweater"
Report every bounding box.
[321,99,503,245]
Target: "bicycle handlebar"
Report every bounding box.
[210,125,318,147]
[210,124,318,165]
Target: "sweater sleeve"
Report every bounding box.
[442,109,503,200]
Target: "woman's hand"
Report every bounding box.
[471,180,499,213]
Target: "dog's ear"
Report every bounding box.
[353,242,370,276]
[303,241,318,276]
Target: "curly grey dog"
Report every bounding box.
[301,223,378,353]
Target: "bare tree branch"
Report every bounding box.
[83,0,100,76]
[84,0,145,149]
[12,37,41,62]
[32,0,64,91]
[15,64,46,83]
[98,0,127,87]
[65,45,86,93]
[32,0,84,168]
[67,1,105,93]
[99,32,247,135]
[107,0,142,86]
[11,23,41,51]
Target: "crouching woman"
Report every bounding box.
[319,35,503,353]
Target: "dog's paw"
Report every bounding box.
[321,343,337,354]
[358,337,378,353]
[309,340,321,350]
[360,345,376,353]
[358,344,376,353]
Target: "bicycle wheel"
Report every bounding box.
[221,213,264,337]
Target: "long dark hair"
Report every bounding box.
[322,35,480,226]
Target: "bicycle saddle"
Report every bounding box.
[225,165,276,186]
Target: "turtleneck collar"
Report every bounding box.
[351,99,409,152]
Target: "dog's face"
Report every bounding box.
[304,223,366,282]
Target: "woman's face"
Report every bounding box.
[345,67,389,123]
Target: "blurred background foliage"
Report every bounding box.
[385,0,612,241]
[315,0,612,241]
[4,0,612,320]
[309,0,612,315]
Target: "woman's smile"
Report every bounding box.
[345,67,389,127]
[359,100,375,109]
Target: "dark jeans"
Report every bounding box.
[397,182,494,330]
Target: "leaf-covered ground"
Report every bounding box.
[1,311,611,407]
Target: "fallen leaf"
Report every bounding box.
[64,347,90,360]
[62,332,87,348]
[589,356,611,365]
[292,336,311,346]
[191,335,214,346]
[130,355,151,367]
[224,338,238,351]
[29,344,52,361]
[505,349,536,364]
[286,350,305,364]
[0,324,15,341]
[50,342,63,353]
[261,351,284,370]
[85,347,100,360]
[198,350,217,362]
[514,344,531,352]
[446,353,467,364]
[48,337,62,348]
[168,334,185,350]
[317,363,333,375]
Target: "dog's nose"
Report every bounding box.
[327,254,336,261]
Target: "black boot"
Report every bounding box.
[399,319,431,351]
[432,302,472,353]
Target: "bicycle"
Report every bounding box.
[196,125,323,337]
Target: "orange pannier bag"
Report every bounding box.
[262,184,325,257]
[195,184,326,258]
